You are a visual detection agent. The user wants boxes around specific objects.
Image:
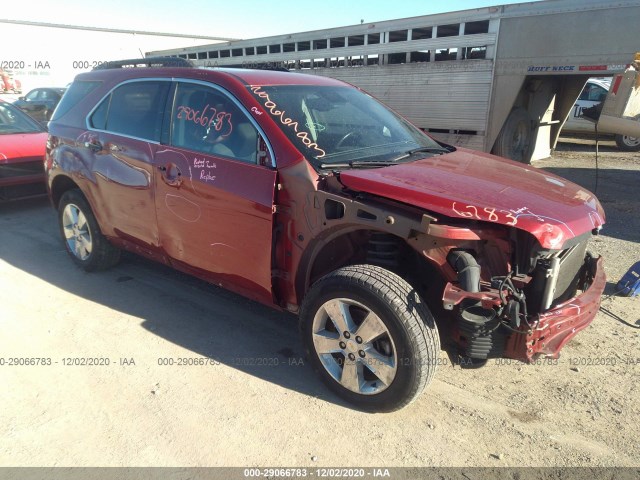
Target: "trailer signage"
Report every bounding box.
[527,65,575,72]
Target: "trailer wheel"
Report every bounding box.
[493,107,533,163]
[614,115,640,151]
[300,264,440,412]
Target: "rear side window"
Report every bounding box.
[89,97,109,130]
[89,81,170,142]
[51,81,101,121]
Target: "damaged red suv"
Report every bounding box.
[45,58,606,411]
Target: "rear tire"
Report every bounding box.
[300,265,440,412]
[492,107,533,163]
[58,189,120,272]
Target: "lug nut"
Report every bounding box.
[339,342,346,349]
[344,331,351,339]
[358,350,365,358]
[348,353,356,361]
[356,336,363,344]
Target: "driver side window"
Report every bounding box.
[171,83,260,164]
[588,85,607,102]
[579,83,608,102]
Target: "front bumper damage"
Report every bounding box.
[505,256,606,362]
[443,255,606,363]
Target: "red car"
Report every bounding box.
[0,99,47,200]
[45,58,605,411]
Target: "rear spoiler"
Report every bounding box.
[597,53,640,138]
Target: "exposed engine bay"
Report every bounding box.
[301,183,605,365]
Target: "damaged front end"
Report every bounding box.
[439,227,605,363]
[301,171,606,366]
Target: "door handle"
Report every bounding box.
[84,140,102,152]
[158,163,182,188]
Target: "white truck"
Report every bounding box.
[149,0,640,162]
[563,77,640,151]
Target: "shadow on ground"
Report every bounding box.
[0,197,351,409]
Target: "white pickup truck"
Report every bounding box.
[562,77,640,151]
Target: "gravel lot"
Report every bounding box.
[0,136,638,470]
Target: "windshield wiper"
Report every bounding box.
[391,146,451,162]
[319,160,400,169]
[318,145,451,169]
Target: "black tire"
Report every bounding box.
[615,130,640,152]
[300,265,440,412]
[58,189,120,272]
[492,107,533,163]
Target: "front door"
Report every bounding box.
[154,81,277,304]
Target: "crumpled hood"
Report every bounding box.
[0,132,47,163]
[338,148,605,249]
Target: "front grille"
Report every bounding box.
[551,241,589,305]
[525,240,589,313]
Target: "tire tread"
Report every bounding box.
[301,264,440,411]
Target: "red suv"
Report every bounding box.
[46,58,606,411]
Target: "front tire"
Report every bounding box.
[58,189,120,272]
[300,265,440,412]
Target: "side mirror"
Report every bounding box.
[18,96,25,101]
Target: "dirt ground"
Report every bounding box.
[0,136,638,470]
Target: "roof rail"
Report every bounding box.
[93,57,194,70]
[210,63,290,72]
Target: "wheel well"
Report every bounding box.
[50,175,80,209]
[301,229,446,312]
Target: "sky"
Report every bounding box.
[7,0,532,39]
[2,0,535,89]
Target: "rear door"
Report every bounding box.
[85,79,170,251]
[154,80,277,304]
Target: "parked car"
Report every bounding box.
[0,99,48,200]
[46,59,606,411]
[14,87,66,123]
[562,77,640,151]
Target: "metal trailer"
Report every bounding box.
[147,0,640,163]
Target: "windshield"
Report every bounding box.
[0,103,45,134]
[248,85,449,168]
